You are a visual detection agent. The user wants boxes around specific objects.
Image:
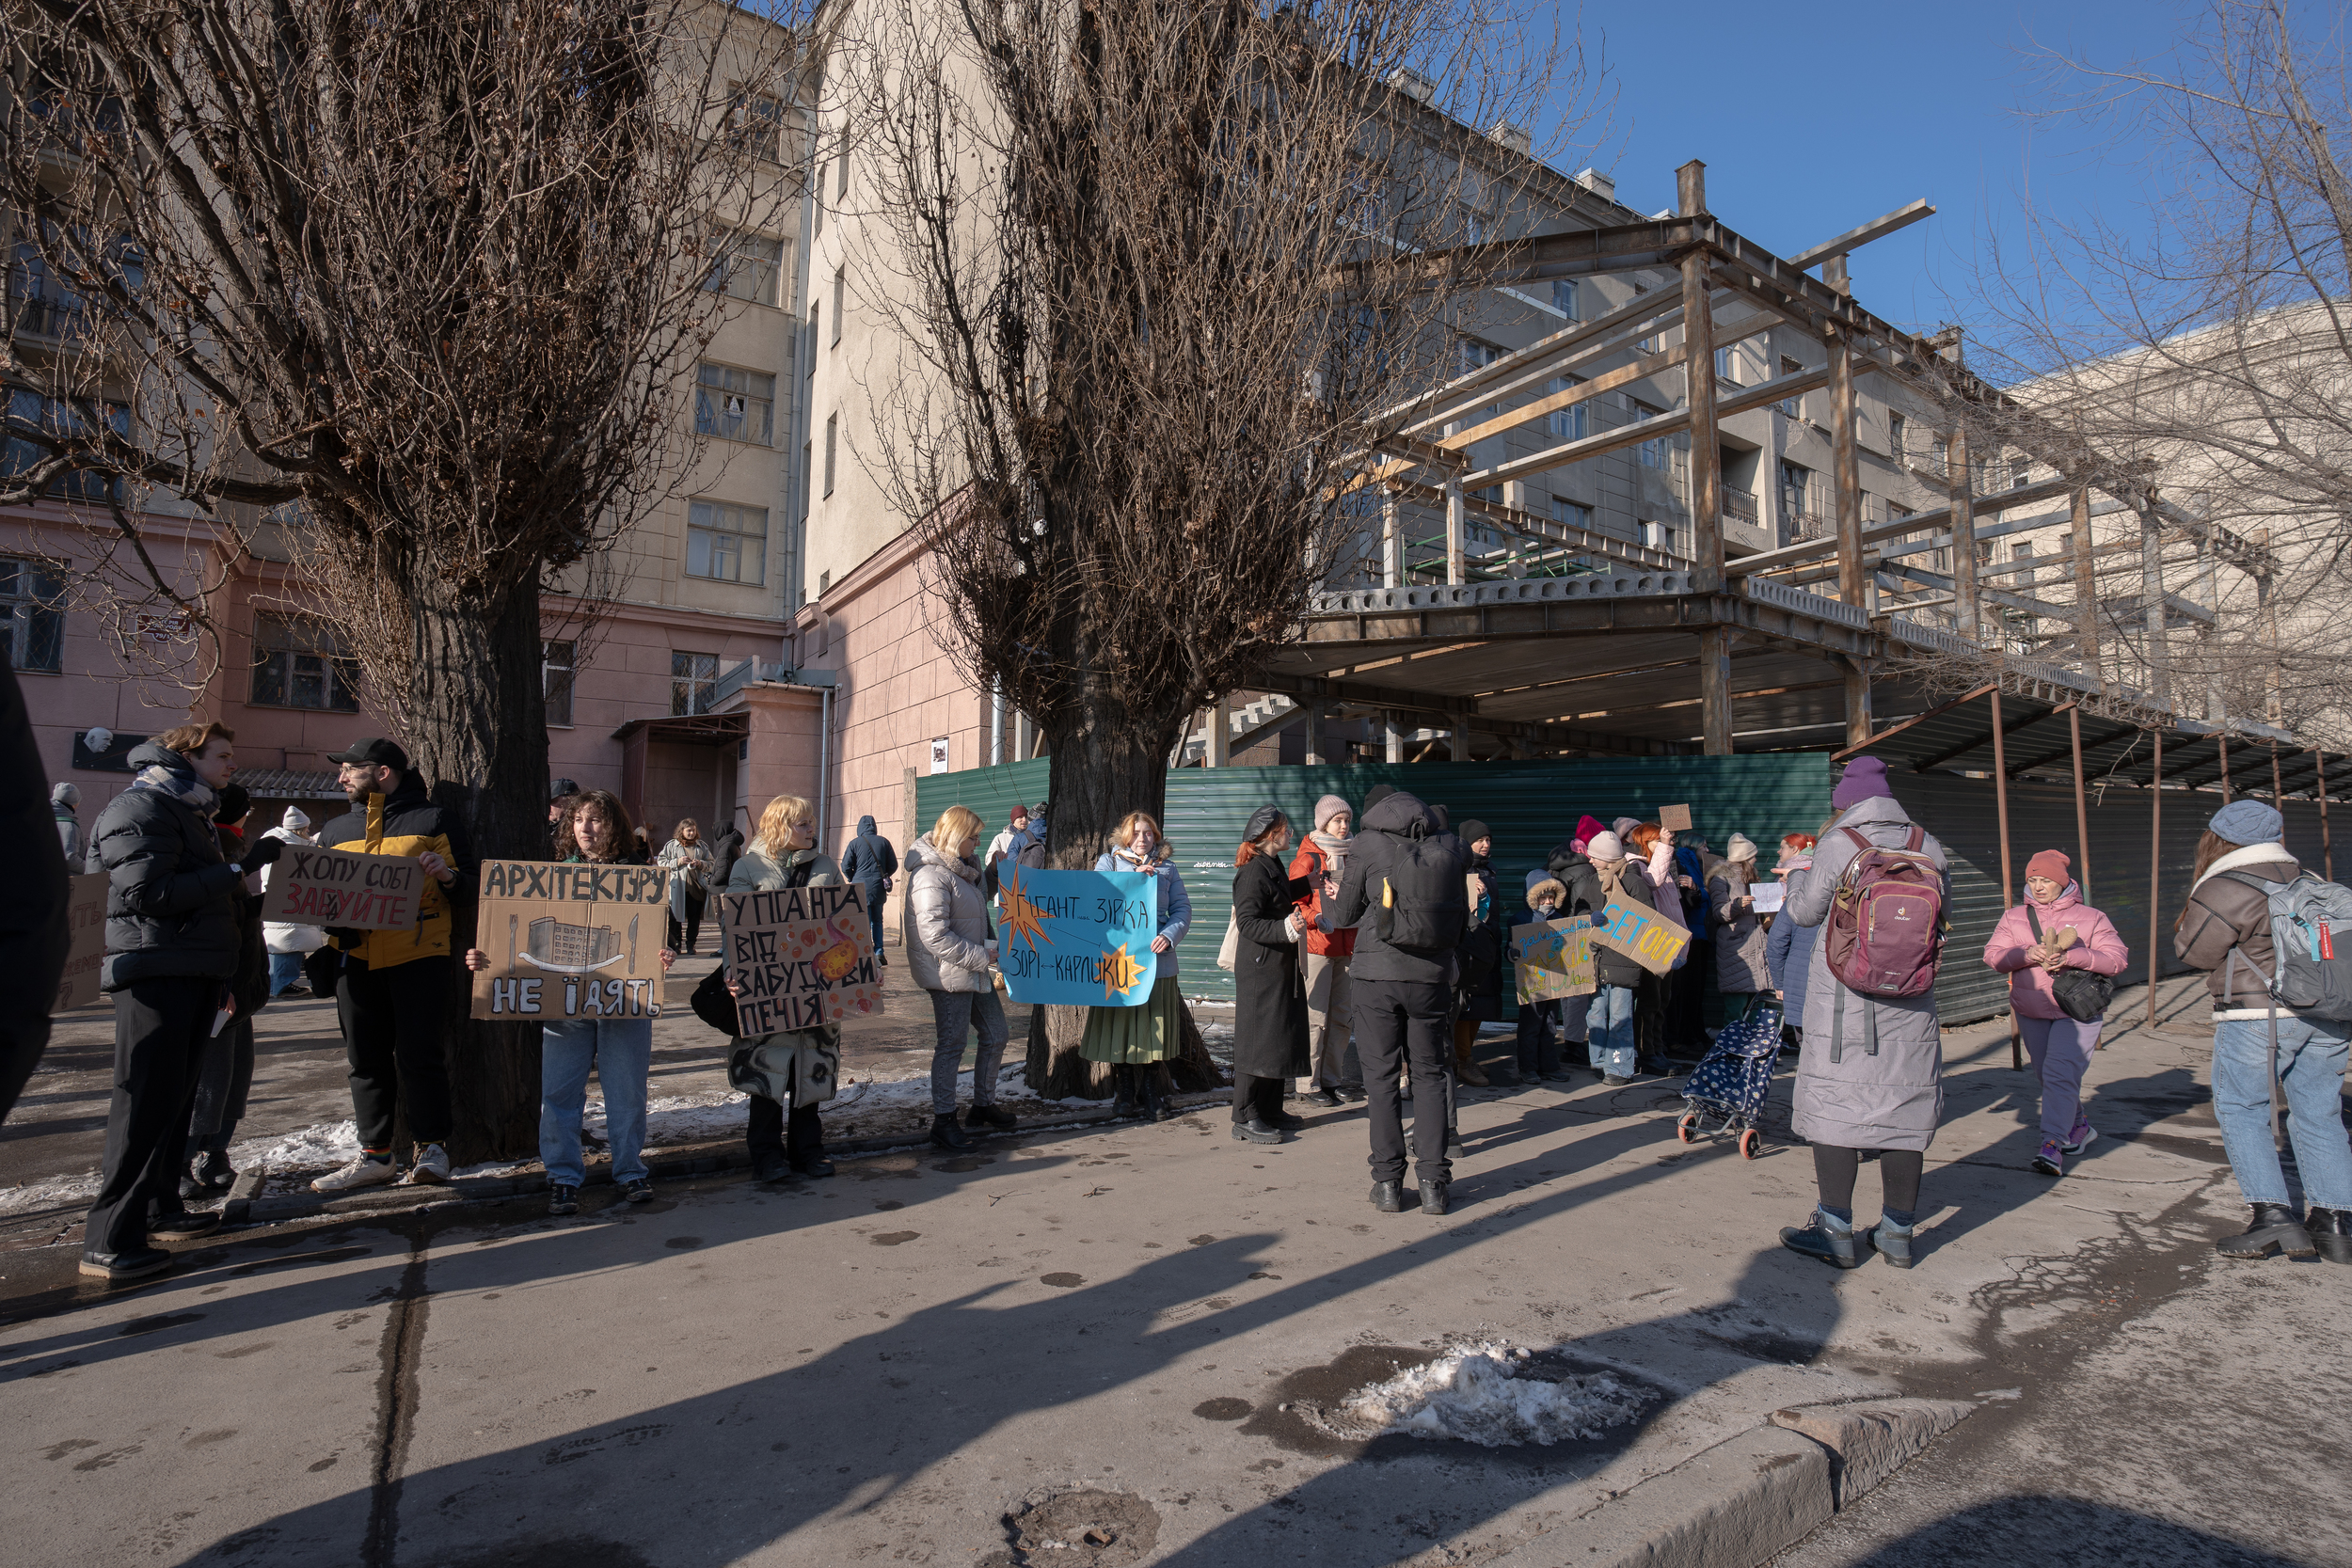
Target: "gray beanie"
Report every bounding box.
[51,782,78,808]
[2210,799,2284,847]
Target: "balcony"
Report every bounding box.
[10,289,92,342]
[1724,488,1757,525]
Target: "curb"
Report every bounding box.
[1487,1399,1974,1568]
[224,1091,1237,1228]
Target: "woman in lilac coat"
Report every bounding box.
[1982,848,2130,1179]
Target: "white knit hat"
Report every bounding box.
[1725,832,1758,862]
[1586,830,1625,862]
[282,806,312,832]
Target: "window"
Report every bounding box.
[1551,278,1581,320]
[1634,280,1657,352]
[1547,377,1587,441]
[2010,456,2030,490]
[806,303,818,377]
[542,640,576,727]
[823,413,838,497]
[1713,345,1738,387]
[1780,460,1819,538]
[836,142,850,198]
[694,362,774,445]
[2011,541,2037,590]
[671,651,721,716]
[1778,356,1804,419]
[250,614,360,711]
[1551,496,1592,531]
[729,90,786,163]
[3,389,130,500]
[0,556,63,672]
[1460,204,1490,245]
[1888,412,1907,464]
[704,231,785,307]
[831,267,844,345]
[686,499,768,585]
[1631,398,1666,468]
[1458,337,1503,377]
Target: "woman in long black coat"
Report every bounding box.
[1231,805,1311,1144]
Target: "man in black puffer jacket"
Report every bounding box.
[82,721,283,1283]
[1329,789,1468,1215]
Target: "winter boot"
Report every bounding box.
[1139,1068,1168,1123]
[1779,1206,1861,1270]
[1109,1065,1139,1120]
[929,1114,973,1152]
[1454,1037,1489,1087]
[1370,1180,1406,1213]
[2303,1206,2352,1265]
[1417,1177,1451,1216]
[2216,1202,2316,1260]
[1865,1217,1916,1269]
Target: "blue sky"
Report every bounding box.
[1534,0,2208,333]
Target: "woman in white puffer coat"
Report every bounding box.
[903,804,1009,1153]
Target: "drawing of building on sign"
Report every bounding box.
[526,916,622,973]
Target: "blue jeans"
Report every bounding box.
[2212,1015,2352,1211]
[269,951,307,994]
[1588,985,1636,1077]
[540,1018,654,1187]
[927,988,1009,1115]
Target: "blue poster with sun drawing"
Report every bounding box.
[994,863,1159,1006]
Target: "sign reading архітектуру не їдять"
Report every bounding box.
[469,860,670,1020]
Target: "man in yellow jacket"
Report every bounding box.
[310,737,477,1191]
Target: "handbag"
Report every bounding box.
[2026,905,2113,1023]
[691,965,740,1033]
[1216,911,1240,972]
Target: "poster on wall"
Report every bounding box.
[53,872,108,1012]
[1590,897,1692,976]
[715,882,884,1034]
[260,844,422,932]
[469,860,671,1021]
[1511,917,1596,1004]
[994,863,1158,1006]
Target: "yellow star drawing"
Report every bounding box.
[998,863,1053,952]
[1099,942,1144,1001]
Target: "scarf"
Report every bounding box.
[1591,856,1629,903]
[130,761,215,816]
[1111,843,1157,875]
[1306,829,1350,880]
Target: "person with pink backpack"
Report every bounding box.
[1778,756,1950,1271]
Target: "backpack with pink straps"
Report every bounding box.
[1822,825,1946,999]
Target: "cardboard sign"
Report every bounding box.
[995,863,1158,1006]
[470,860,669,1021]
[54,872,108,1011]
[1591,897,1692,975]
[716,883,883,1035]
[1749,881,1785,914]
[1659,802,1693,832]
[1512,917,1595,1004]
[262,844,422,931]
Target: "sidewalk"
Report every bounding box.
[3,975,2318,1567]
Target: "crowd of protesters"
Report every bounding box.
[24,692,2351,1282]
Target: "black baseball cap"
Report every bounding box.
[327,737,409,770]
[550,778,581,800]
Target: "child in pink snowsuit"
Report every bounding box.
[1982,848,2131,1177]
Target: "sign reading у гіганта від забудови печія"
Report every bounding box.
[469,861,669,1021]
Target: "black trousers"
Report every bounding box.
[86,975,215,1255]
[1231,1073,1286,1125]
[747,1094,823,1160]
[189,1016,255,1153]
[335,954,455,1149]
[668,896,706,954]
[1355,976,1454,1184]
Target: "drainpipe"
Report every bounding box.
[817,681,833,857]
[992,679,1005,768]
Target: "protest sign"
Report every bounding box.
[469,860,669,1021]
[262,844,421,932]
[54,872,107,1011]
[995,863,1158,1006]
[1591,897,1692,975]
[1512,917,1595,1004]
[1749,881,1786,914]
[1658,802,1693,832]
[716,882,883,1035]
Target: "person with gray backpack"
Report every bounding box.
[2174,799,2352,1264]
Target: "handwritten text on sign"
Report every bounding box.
[261,845,422,931]
[1591,897,1691,976]
[995,864,1158,1006]
[1512,917,1596,1004]
[54,872,107,1011]
[469,860,669,1021]
[718,883,883,1035]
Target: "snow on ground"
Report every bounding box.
[1318,1341,1647,1447]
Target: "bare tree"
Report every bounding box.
[0,0,804,1157]
[849,0,1567,1091]
[1960,0,2352,740]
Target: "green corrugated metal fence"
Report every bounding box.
[916,752,2328,1025]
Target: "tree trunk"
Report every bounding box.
[1018,715,1225,1099]
[406,571,551,1164]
